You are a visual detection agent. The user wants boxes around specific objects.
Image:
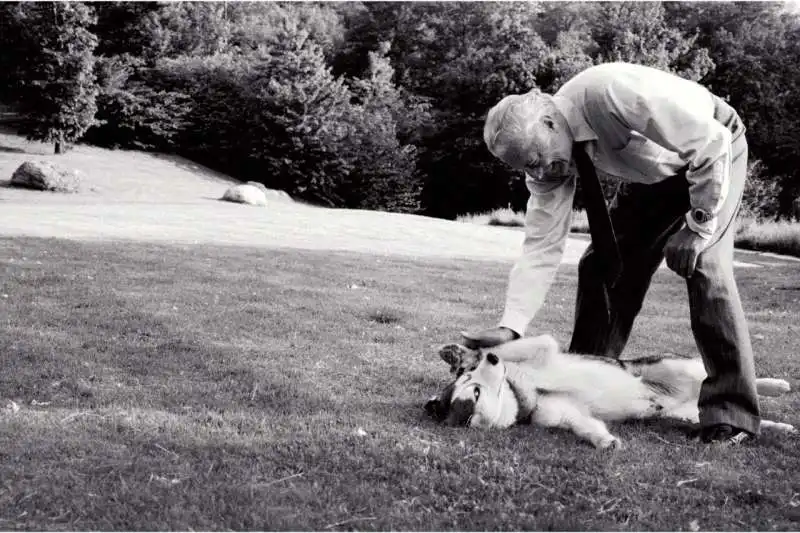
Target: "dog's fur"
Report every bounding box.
[425,335,795,449]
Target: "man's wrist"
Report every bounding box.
[684,210,716,239]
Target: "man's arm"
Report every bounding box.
[590,78,732,239]
[498,173,576,336]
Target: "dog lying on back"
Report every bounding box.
[424,335,795,449]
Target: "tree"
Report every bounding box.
[345,43,429,212]
[591,2,713,81]
[666,2,800,216]
[13,2,99,154]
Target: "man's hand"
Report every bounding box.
[664,225,711,278]
[460,327,519,350]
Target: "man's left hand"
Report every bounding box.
[664,225,711,278]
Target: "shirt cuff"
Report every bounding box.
[498,310,529,338]
[684,212,717,239]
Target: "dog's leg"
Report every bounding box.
[490,334,560,364]
[759,419,796,434]
[756,378,791,397]
[533,394,622,450]
[662,402,700,424]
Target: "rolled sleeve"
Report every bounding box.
[499,173,576,336]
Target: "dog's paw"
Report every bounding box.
[437,343,479,375]
[596,435,623,450]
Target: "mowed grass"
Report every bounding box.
[1,237,799,531]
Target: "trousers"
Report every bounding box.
[567,97,760,434]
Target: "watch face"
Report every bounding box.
[693,209,710,223]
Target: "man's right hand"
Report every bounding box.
[460,327,520,350]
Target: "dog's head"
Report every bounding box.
[425,344,508,428]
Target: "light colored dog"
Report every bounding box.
[424,335,795,449]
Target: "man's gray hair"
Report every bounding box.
[483,88,554,162]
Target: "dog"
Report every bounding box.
[424,334,795,449]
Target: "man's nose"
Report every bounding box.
[526,166,544,180]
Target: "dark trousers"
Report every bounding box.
[568,98,761,434]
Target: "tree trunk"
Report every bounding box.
[54,141,62,155]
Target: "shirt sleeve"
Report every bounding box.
[499,173,576,336]
[590,79,732,239]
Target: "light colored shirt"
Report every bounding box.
[499,62,735,335]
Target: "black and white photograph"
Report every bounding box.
[1,1,799,530]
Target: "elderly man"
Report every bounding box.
[466,62,758,445]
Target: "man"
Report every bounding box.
[466,62,759,445]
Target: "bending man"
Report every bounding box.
[467,62,758,445]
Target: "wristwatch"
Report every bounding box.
[691,208,713,225]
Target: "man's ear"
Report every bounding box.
[486,352,499,365]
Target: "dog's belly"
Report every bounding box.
[577,384,662,421]
[530,358,660,421]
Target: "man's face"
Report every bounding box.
[491,102,573,181]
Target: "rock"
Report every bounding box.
[264,188,292,202]
[220,184,268,206]
[246,181,268,192]
[247,181,293,202]
[10,160,81,193]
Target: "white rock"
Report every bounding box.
[220,184,268,206]
[10,160,81,192]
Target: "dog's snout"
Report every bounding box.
[445,398,476,427]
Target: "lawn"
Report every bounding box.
[1,237,799,531]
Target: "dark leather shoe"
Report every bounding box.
[698,424,754,446]
[460,327,519,349]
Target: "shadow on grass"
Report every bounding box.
[0,145,26,154]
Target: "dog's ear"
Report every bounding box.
[437,343,480,374]
[437,343,469,367]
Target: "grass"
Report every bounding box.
[1,237,799,531]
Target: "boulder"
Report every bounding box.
[246,181,268,192]
[247,181,293,202]
[10,160,81,193]
[220,184,268,206]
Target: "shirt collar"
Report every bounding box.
[552,95,597,143]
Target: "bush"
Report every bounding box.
[84,54,191,150]
[740,159,782,221]
[735,217,800,258]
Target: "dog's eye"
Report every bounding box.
[473,387,481,402]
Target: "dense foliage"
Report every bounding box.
[1,1,798,218]
[1,2,98,153]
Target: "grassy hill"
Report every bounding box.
[0,126,239,203]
